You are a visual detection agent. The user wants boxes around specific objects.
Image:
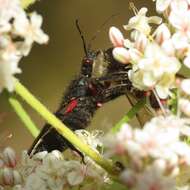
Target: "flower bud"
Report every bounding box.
[112,47,130,64]
[109,27,124,47]
[181,79,190,95]
[155,24,171,45]
[13,170,22,185]
[179,98,190,117]
[161,39,175,56]
[153,159,166,173]
[51,150,64,160]
[3,147,16,168]
[134,33,148,52]
[33,151,48,161]
[171,0,188,12]
[128,48,141,63]
[120,170,136,188]
[184,55,190,69]
[2,168,14,186]
[0,160,4,168]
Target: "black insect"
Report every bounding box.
[28,21,151,156]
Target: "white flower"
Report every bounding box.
[0,1,49,93]
[154,0,172,13]
[132,32,148,52]
[155,74,175,99]
[18,148,108,190]
[184,54,190,68]
[154,23,171,45]
[120,169,136,187]
[0,49,21,92]
[124,7,162,35]
[3,147,17,168]
[0,0,22,33]
[169,9,190,51]
[75,130,103,151]
[66,161,85,186]
[154,0,189,13]
[139,43,180,78]
[129,43,180,98]
[170,0,189,13]
[112,47,130,64]
[136,165,175,190]
[25,174,47,190]
[179,98,190,117]
[109,26,124,47]
[13,12,49,46]
[181,79,190,95]
[161,39,175,56]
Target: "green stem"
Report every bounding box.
[21,0,36,9]
[9,95,39,138]
[14,80,119,175]
[112,97,146,133]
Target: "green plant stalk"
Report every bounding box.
[21,0,36,9]
[14,80,119,175]
[9,95,39,138]
[112,97,146,133]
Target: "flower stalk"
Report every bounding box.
[8,95,39,138]
[21,0,37,9]
[112,97,146,133]
[14,79,119,175]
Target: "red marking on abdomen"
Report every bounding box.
[65,99,78,114]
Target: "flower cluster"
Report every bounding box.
[108,8,190,190]
[0,147,22,188]
[103,115,190,190]
[177,78,190,120]
[15,150,107,190]
[0,130,108,190]
[109,1,190,99]
[0,0,48,92]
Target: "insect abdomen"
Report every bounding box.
[28,76,98,154]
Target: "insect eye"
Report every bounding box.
[83,58,93,64]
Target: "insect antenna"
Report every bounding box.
[75,19,88,56]
[88,13,119,49]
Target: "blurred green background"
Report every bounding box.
[0,0,155,153]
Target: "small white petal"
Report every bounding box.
[156,0,172,12]
[184,55,190,68]
[112,47,130,64]
[155,23,171,45]
[171,0,188,12]
[155,85,169,99]
[181,79,190,95]
[172,32,188,49]
[109,26,124,47]
[161,39,175,56]
[67,171,84,186]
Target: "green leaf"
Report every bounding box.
[112,97,146,133]
[168,89,178,115]
[103,181,127,190]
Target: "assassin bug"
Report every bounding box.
[28,20,150,156]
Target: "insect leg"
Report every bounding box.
[28,124,51,156]
[99,84,129,103]
[97,71,129,82]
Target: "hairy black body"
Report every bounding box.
[28,48,133,155]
